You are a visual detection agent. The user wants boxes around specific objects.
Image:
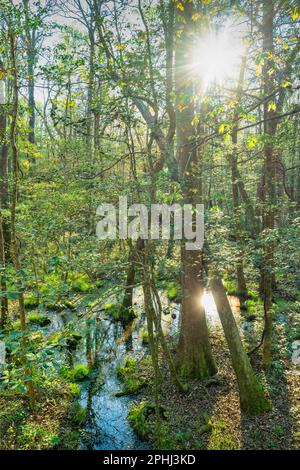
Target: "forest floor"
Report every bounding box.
[135,305,300,450]
[0,377,82,450]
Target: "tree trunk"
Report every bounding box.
[122,239,144,311]
[10,33,35,405]
[231,130,247,296]
[0,211,8,327]
[175,1,216,379]
[86,32,95,146]
[261,0,276,366]
[210,277,271,415]
[23,0,36,147]
[0,72,10,259]
[230,52,248,296]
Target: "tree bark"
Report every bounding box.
[23,0,36,147]
[0,70,10,259]
[210,277,271,415]
[122,238,144,311]
[231,52,248,296]
[10,33,35,405]
[175,0,216,379]
[261,0,276,366]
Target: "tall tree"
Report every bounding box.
[261,0,276,365]
[175,0,217,378]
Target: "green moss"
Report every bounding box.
[44,301,65,311]
[48,331,63,347]
[27,312,51,326]
[70,274,93,293]
[103,303,137,325]
[240,383,272,416]
[103,302,120,320]
[24,293,39,309]
[48,329,82,351]
[116,357,146,396]
[64,300,76,310]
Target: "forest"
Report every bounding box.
[0,0,299,453]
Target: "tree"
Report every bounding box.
[175,0,217,378]
[210,277,271,415]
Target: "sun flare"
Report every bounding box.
[192,31,243,90]
[201,291,219,323]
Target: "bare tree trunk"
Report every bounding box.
[122,238,144,311]
[230,52,249,296]
[23,0,36,147]
[261,0,276,366]
[0,211,8,327]
[210,277,271,415]
[0,71,10,260]
[10,33,35,405]
[86,32,95,145]
[0,69,9,327]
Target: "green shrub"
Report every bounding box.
[11,320,21,330]
[19,423,60,450]
[68,382,81,397]
[166,282,181,301]
[64,364,90,382]
[142,330,149,345]
[72,403,87,425]
[128,402,148,439]
[244,299,263,315]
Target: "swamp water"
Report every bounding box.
[33,288,242,450]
